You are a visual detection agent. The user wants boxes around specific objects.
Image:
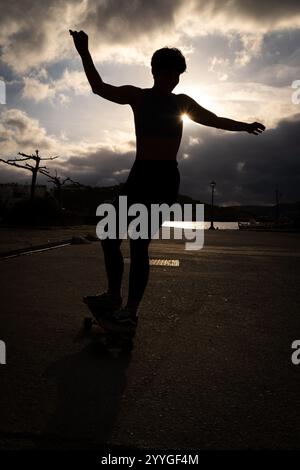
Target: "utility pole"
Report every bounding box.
[209,180,216,230]
[275,184,282,225]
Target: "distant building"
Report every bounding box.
[0,183,47,209]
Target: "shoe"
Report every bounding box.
[83,291,122,316]
[100,306,138,334]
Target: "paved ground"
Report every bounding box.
[0,229,299,450]
[0,225,96,255]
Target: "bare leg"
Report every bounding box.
[126,238,151,314]
[101,238,123,299]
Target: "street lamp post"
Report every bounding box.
[209,180,216,230]
[275,184,282,225]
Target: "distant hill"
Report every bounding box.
[59,184,300,223]
[1,182,299,224]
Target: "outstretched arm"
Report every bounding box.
[179,94,265,135]
[69,30,140,105]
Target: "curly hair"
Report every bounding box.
[151,48,187,75]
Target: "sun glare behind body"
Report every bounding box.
[181,113,191,123]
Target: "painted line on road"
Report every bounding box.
[0,243,71,260]
[124,257,180,267]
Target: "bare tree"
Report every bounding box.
[38,168,85,206]
[0,150,58,201]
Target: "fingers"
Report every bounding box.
[255,122,266,131]
[69,30,81,36]
[250,121,266,135]
[69,30,85,34]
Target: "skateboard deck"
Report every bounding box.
[82,297,135,356]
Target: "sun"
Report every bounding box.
[181,113,191,123]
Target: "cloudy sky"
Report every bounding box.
[0,0,300,205]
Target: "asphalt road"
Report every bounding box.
[0,230,299,450]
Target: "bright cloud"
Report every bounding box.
[0,107,136,185]
[0,108,58,154]
[22,69,90,103]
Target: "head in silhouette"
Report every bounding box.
[151,48,186,94]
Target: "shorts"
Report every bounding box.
[119,159,180,205]
[112,159,180,239]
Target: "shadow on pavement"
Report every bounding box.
[38,343,132,449]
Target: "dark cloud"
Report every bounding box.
[0,0,184,71]
[179,113,300,205]
[208,0,300,24]
[83,0,300,39]
[82,0,183,44]
[0,0,71,71]
[41,115,300,205]
[61,148,136,187]
[235,29,300,87]
[1,113,299,205]
[1,0,300,72]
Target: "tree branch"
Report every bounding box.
[0,159,33,171]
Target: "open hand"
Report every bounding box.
[69,30,88,55]
[247,122,266,135]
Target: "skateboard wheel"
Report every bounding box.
[84,317,93,330]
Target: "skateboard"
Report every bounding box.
[82,297,135,357]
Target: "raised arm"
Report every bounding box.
[69,30,140,105]
[179,94,265,135]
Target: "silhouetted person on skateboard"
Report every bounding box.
[70,30,265,332]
